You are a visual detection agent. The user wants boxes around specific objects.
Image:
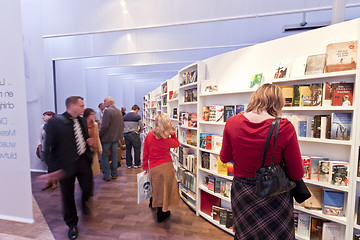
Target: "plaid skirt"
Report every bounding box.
[232,177,295,240]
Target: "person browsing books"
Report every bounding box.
[142,114,180,223]
[220,83,304,240]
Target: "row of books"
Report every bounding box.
[180,70,197,86]
[179,112,197,127]
[212,206,233,229]
[283,112,352,140]
[296,186,345,217]
[295,213,344,239]
[203,173,232,198]
[274,40,357,79]
[168,90,178,100]
[162,96,167,106]
[201,152,234,176]
[302,157,349,186]
[199,133,223,152]
[202,105,247,122]
[280,82,354,107]
[170,107,178,119]
[177,166,196,193]
[180,130,197,147]
[179,152,197,174]
[184,88,197,102]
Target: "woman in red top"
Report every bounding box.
[143,114,180,222]
[220,84,304,240]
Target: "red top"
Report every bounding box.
[142,131,180,170]
[220,114,304,180]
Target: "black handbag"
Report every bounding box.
[255,118,296,198]
[291,179,311,203]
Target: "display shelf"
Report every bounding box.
[170,118,178,121]
[179,102,197,106]
[302,179,349,192]
[162,105,167,108]
[297,137,353,146]
[199,89,256,97]
[282,106,354,111]
[149,106,157,109]
[295,234,309,240]
[179,81,197,90]
[199,167,233,181]
[179,142,197,150]
[161,93,167,97]
[180,195,196,211]
[178,125,197,130]
[271,70,356,84]
[168,98,178,102]
[199,148,220,155]
[199,185,231,202]
[178,161,196,175]
[354,224,360,231]
[180,186,196,202]
[198,121,226,126]
[293,205,347,225]
[199,211,234,235]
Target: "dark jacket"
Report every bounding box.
[44,112,92,177]
[99,105,124,142]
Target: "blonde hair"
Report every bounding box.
[246,83,284,117]
[153,114,173,139]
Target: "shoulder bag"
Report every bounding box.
[255,118,296,198]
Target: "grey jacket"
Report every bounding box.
[99,105,124,142]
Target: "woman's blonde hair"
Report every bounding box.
[246,83,284,117]
[153,114,173,139]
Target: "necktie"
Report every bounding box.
[73,118,86,156]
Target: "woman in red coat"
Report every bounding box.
[143,114,180,222]
[220,83,304,240]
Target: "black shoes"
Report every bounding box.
[82,203,91,215]
[68,226,78,240]
[157,207,171,223]
[103,176,111,182]
[111,174,118,179]
[149,197,152,208]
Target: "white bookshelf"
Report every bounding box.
[199,167,234,181]
[198,211,234,235]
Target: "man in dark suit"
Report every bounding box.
[43,96,94,240]
[99,96,124,181]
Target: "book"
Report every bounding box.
[313,115,327,138]
[302,156,311,179]
[290,56,307,77]
[298,213,310,237]
[212,206,220,221]
[310,217,324,240]
[226,210,233,228]
[209,105,216,122]
[206,134,213,150]
[208,175,215,191]
[330,112,352,140]
[224,105,235,122]
[311,83,323,106]
[318,160,331,183]
[299,85,312,106]
[320,115,331,139]
[322,190,345,217]
[325,41,357,72]
[331,82,354,106]
[274,60,290,79]
[215,105,224,122]
[200,133,207,149]
[305,53,326,75]
[227,160,234,176]
[293,85,300,106]
[209,153,218,172]
[190,130,197,146]
[201,152,210,169]
[212,135,222,152]
[224,181,232,198]
[304,186,323,210]
[306,116,313,138]
[214,177,222,193]
[294,212,299,234]
[322,82,332,106]
[322,222,344,240]
[331,162,349,186]
[311,156,328,181]
[218,158,227,175]
[298,115,308,137]
[190,113,197,127]
[250,73,263,89]
[280,85,294,106]
[202,106,210,121]
[235,104,247,115]
[219,208,228,225]
[202,80,218,93]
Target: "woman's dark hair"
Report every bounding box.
[83,108,95,119]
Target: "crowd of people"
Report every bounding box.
[38,84,304,240]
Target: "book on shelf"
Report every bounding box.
[224,105,235,122]
[298,213,311,238]
[313,115,330,139]
[200,133,207,149]
[209,153,218,172]
[214,177,224,194]
[311,156,329,181]
[331,162,349,186]
[201,190,220,216]
[215,105,224,122]
[209,105,216,122]
[227,160,234,176]
[250,73,263,89]
[274,60,290,79]
[331,82,354,106]
[303,186,323,210]
[302,156,311,179]
[203,106,210,121]
[293,85,300,106]
[289,56,307,77]
[305,53,326,75]
[202,80,218,93]
[322,82,332,106]
[218,158,227,175]
[297,115,309,137]
[190,130,197,147]
[322,222,344,240]
[319,160,331,183]
[219,208,228,225]
[299,85,312,106]
[280,85,294,106]
[208,175,215,191]
[322,190,345,217]
[212,135,223,152]
[325,40,357,73]
[235,104,247,115]
[212,206,220,221]
[223,181,232,198]
[190,112,197,127]
[294,212,299,234]
[310,217,325,240]
[186,130,191,145]
[330,112,352,140]
[201,151,210,169]
[311,83,323,106]
[206,134,213,150]
[226,210,233,229]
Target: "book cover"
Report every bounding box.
[202,80,218,93]
[311,156,328,181]
[322,190,345,217]
[209,105,216,122]
[311,83,323,106]
[325,41,357,72]
[224,181,232,198]
[280,85,294,107]
[306,117,313,138]
[320,115,331,139]
[305,53,326,75]
[209,153,218,172]
[304,186,323,210]
[310,217,324,240]
[330,112,352,140]
[299,85,312,106]
[212,206,220,221]
[293,85,300,106]
[302,156,311,179]
[190,130,197,146]
[218,157,227,175]
[206,134,213,150]
[235,104,247,115]
[203,106,210,121]
[186,130,191,145]
[298,213,311,237]
[331,82,354,106]
[250,73,263,89]
[226,210,233,228]
[200,133,207,149]
[208,175,215,191]
[214,177,221,193]
[301,95,312,107]
[215,105,224,122]
[322,82,332,106]
[212,135,223,152]
[201,151,210,169]
[298,116,308,137]
[219,208,228,225]
[322,222,344,240]
[318,160,331,183]
[227,160,234,176]
[294,212,299,234]
[290,56,307,77]
[274,60,290,79]
[190,112,197,127]
[331,162,349,186]
[192,88,197,102]
[203,173,209,187]
[224,105,235,122]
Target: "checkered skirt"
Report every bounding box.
[231,177,295,240]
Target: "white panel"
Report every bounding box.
[85,68,110,110]
[45,35,92,60]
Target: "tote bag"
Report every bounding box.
[137,170,152,204]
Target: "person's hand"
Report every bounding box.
[86,138,94,146]
[98,150,103,156]
[37,169,65,182]
[171,124,176,133]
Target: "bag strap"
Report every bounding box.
[260,117,280,167]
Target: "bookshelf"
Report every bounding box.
[142,19,360,238]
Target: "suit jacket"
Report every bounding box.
[99,105,124,142]
[44,112,92,177]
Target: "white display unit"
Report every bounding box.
[142,19,360,238]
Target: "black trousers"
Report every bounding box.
[124,132,141,167]
[59,155,93,227]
